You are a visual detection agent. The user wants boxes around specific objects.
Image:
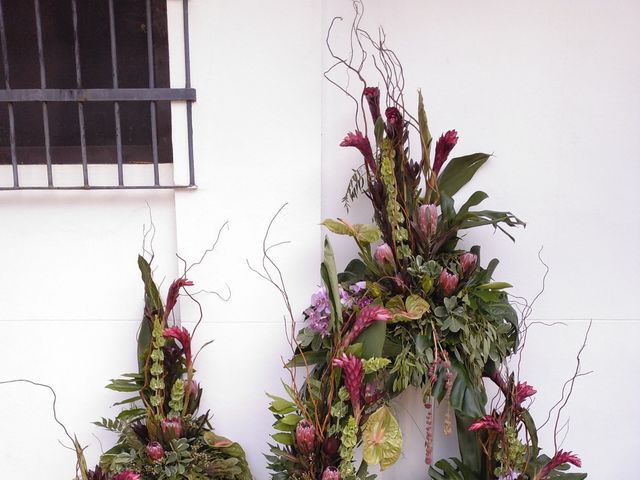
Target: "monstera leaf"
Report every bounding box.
[362,405,403,471]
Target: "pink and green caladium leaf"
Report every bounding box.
[322,218,381,245]
[362,405,403,470]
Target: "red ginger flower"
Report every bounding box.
[163,326,193,369]
[439,270,459,297]
[295,420,316,454]
[538,450,582,479]
[332,353,364,412]
[515,381,536,407]
[433,130,459,175]
[468,415,503,433]
[145,441,164,461]
[363,86,381,122]
[346,305,392,345]
[165,277,194,318]
[340,130,376,174]
[113,472,141,480]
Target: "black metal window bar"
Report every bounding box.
[0,0,196,190]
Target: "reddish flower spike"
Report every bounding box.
[163,326,193,369]
[340,130,376,174]
[433,130,459,175]
[468,415,504,433]
[165,277,194,318]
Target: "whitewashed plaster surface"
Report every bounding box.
[1,0,639,478]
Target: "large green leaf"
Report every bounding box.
[322,218,381,245]
[356,321,387,359]
[338,258,368,285]
[438,153,489,198]
[362,405,403,470]
[418,90,433,172]
[320,237,343,333]
[137,255,163,372]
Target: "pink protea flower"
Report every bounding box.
[145,441,164,461]
[363,86,381,122]
[346,305,392,345]
[188,379,200,396]
[161,416,183,439]
[433,130,459,175]
[340,130,376,174]
[460,252,478,276]
[164,277,194,318]
[113,472,141,480]
[163,326,193,369]
[322,466,341,480]
[514,381,536,407]
[332,353,364,412]
[538,450,582,479]
[385,106,403,138]
[439,270,459,297]
[468,415,503,433]
[374,243,394,265]
[295,420,316,454]
[418,204,438,238]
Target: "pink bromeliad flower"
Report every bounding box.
[340,130,376,174]
[163,326,193,369]
[433,130,459,175]
[332,353,364,412]
[468,415,503,433]
[537,450,582,479]
[514,381,537,407]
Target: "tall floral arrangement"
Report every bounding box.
[75,255,252,480]
[261,3,586,480]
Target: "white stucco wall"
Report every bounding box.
[1,0,639,478]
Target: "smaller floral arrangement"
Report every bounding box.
[76,256,252,480]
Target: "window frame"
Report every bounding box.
[0,0,196,190]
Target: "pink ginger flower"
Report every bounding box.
[322,466,341,480]
[439,270,459,297]
[538,450,582,479]
[113,472,141,480]
[363,86,381,123]
[340,130,376,174]
[346,305,392,345]
[163,326,193,369]
[433,130,459,175]
[332,353,364,412]
[295,420,316,454]
[460,252,478,276]
[468,415,504,433]
[164,277,194,318]
[418,204,438,238]
[161,416,183,439]
[145,441,164,461]
[374,243,394,265]
[515,381,537,407]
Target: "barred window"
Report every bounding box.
[0,0,195,189]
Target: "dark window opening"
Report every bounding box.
[0,0,173,166]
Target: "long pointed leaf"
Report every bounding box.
[438,153,489,198]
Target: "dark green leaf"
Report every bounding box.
[438,153,490,198]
